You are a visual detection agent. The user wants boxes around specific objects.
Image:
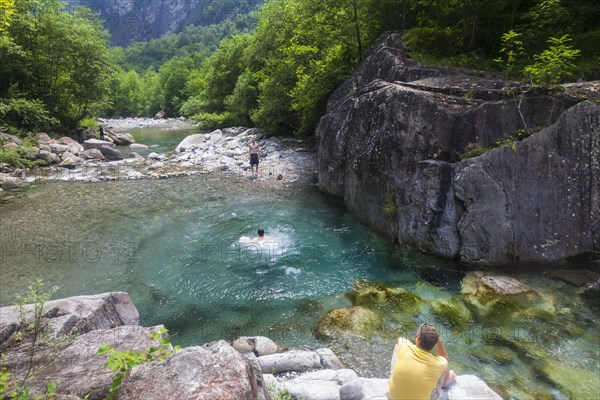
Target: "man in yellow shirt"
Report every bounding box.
[387,323,456,400]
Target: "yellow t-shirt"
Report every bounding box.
[387,339,448,400]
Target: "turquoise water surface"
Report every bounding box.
[0,127,598,400]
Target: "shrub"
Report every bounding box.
[0,98,58,131]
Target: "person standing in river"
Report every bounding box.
[99,125,105,141]
[387,323,456,400]
[249,136,261,176]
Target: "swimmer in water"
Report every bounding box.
[254,227,272,241]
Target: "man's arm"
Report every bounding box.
[436,338,456,388]
[390,343,399,375]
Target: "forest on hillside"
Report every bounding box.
[1,0,599,136]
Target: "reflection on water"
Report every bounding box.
[0,162,598,399]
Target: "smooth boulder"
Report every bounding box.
[119,341,268,400]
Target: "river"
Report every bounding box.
[0,125,598,400]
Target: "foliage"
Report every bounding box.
[461,129,531,159]
[495,31,525,79]
[0,368,57,400]
[190,112,233,130]
[0,0,15,31]
[524,34,581,85]
[0,98,58,131]
[383,194,397,219]
[267,384,295,400]
[403,27,461,57]
[0,0,115,129]
[0,280,63,399]
[97,327,181,400]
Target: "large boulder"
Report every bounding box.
[109,132,135,145]
[119,341,269,400]
[0,177,21,190]
[3,325,164,399]
[0,292,139,350]
[59,137,85,155]
[176,129,223,152]
[82,148,105,160]
[83,139,115,150]
[316,31,599,264]
[98,145,123,161]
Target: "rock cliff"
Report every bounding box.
[316,32,600,264]
[74,0,261,46]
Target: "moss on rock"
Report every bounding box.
[346,280,423,312]
[316,306,383,340]
[431,297,473,329]
[470,344,515,365]
[460,272,555,322]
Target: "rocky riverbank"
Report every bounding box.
[0,126,317,194]
[0,292,503,400]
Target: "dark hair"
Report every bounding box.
[258,228,265,237]
[416,323,438,351]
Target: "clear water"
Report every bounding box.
[0,127,598,400]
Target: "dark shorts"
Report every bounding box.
[250,153,259,165]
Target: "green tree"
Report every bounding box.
[524,34,581,84]
[1,0,114,128]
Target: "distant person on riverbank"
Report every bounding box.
[387,323,456,400]
[76,127,85,144]
[99,125,105,141]
[249,136,260,176]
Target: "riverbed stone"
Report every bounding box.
[317,306,383,339]
[0,131,22,145]
[258,349,322,373]
[119,341,268,400]
[0,177,21,190]
[38,150,59,163]
[50,143,69,155]
[129,143,149,150]
[82,148,104,160]
[109,132,135,145]
[98,145,123,161]
[26,146,40,159]
[59,137,85,155]
[83,139,115,150]
[347,281,423,311]
[232,336,281,356]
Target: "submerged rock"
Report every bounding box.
[346,281,423,311]
[317,306,383,339]
[430,297,472,329]
[459,272,555,321]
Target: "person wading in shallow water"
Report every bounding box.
[387,323,456,400]
[249,136,260,176]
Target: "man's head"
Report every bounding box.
[258,228,265,237]
[415,323,438,351]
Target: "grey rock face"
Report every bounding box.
[454,101,600,262]
[119,341,268,400]
[0,292,139,349]
[316,32,600,264]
